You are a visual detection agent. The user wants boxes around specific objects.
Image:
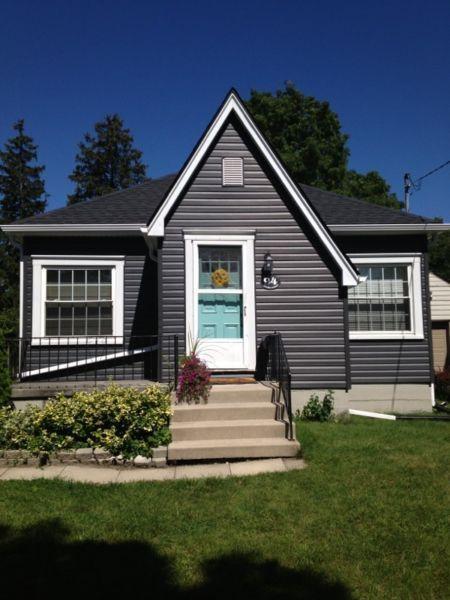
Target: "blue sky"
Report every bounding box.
[0,0,449,219]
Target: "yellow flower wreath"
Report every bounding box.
[211,267,230,288]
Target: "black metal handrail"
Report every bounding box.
[166,334,180,390]
[263,331,294,440]
[5,335,159,382]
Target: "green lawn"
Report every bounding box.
[0,418,449,599]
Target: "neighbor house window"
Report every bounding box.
[31,257,124,344]
[348,255,423,340]
[222,157,244,186]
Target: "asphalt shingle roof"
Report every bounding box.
[13,173,428,227]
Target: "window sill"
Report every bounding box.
[349,332,424,341]
[31,337,124,346]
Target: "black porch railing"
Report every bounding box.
[263,332,294,440]
[166,334,180,389]
[6,335,159,382]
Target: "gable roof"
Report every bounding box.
[144,89,361,286]
[6,173,430,228]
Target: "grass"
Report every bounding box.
[0,417,449,599]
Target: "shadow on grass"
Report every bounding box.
[0,519,352,599]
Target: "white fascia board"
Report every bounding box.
[146,92,359,287]
[1,223,144,236]
[330,223,450,234]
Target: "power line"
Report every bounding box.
[404,159,450,212]
[412,159,450,190]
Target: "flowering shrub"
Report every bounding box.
[176,353,211,404]
[0,383,172,458]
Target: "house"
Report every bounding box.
[429,272,450,371]
[3,89,450,433]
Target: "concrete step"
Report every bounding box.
[171,418,285,441]
[172,402,275,423]
[168,437,300,461]
[207,383,273,403]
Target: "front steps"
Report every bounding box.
[168,383,300,462]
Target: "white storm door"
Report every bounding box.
[185,236,256,371]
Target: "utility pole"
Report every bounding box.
[403,173,412,213]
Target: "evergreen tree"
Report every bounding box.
[0,119,47,336]
[68,114,147,204]
[246,83,401,208]
[0,119,46,222]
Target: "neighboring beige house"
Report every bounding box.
[430,272,450,371]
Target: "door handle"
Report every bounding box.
[244,305,247,317]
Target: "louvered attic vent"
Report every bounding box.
[222,157,244,186]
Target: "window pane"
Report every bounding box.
[60,285,72,300]
[60,270,72,284]
[74,270,86,284]
[349,263,412,332]
[73,285,86,300]
[46,305,59,319]
[100,304,112,318]
[45,320,59,336]
[198,246,242,289]
[87,270,99,284]
[46,285,58,300]
[73,320,86,335]
[86,285,98,300]
[99,319,113,335]
[60,319,73,335]
[100,269,111,283]
[87,320,99,335]
[47,270,58,283]
[99,285,112,300]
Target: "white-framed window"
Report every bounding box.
[348,254,424,340]
[31,256,124,344]
[222,157,244,186]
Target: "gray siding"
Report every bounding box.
[337,235,432,384]
[22,237,158,381]
[161,120,347,388]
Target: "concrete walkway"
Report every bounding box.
[0,458,306,484]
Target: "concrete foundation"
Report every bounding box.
[291,384,433,415]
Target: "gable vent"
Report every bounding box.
[222,157,244,186]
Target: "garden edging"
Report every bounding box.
[0,446,168,468]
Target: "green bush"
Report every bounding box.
[0,383,172,458]
[298,389,335,422]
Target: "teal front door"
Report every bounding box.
[187,240,255,370]
[198,293,243,339]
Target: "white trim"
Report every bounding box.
[349,409,397,420]
[330,223,450,234]
[21,344,157,378]
[185,234,256,370]
[348,253,424,341]
[19,257,24,338]
[31,255,126,260]
[146,91,359,287]
[1,223,144,234]
[31,256,124,344]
